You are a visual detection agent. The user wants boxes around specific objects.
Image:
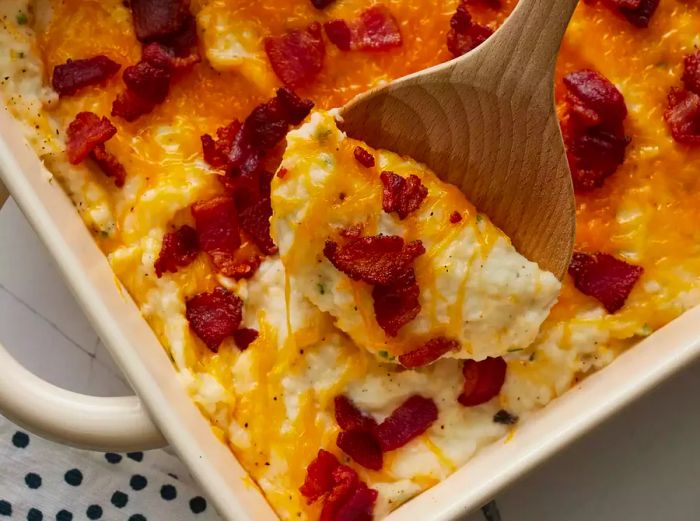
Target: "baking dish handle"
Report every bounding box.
[0,338,166,451]
[0,180,166,451]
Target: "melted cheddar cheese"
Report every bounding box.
[3,0,700,519]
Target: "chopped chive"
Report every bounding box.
[16,11,28,25]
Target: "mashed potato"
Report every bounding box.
[272,111,560,361]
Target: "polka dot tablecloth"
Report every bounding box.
[0,415,221,521]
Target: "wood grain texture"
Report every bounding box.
[340,0,578,278]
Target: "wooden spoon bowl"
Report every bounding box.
[340,0,578,278]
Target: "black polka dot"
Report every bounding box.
[12,431,29,448]
[126,452,143,462]
[111,491,128,508]
[64,469,83,486]
[189,496,207,514]
[129,474,147,491]
[86,505,102,520]
[27,508,43,521]
[55,510,73,521]
[24,472,42,489]
[160,484,177,501]
[0,500,11,516]
[128,515,146,521]
[104,453,122,464]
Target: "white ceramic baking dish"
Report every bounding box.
[2,38,700,521]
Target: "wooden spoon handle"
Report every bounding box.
[455,0,580,78]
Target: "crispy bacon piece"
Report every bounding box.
[380,171,428,219]
[682,51,700,95]
[336,430,383,471]
[562,70,630,191]
[122,61,171,103]
[398,337,459,368]
[446,1,493,58]
[458,357,507,407]
[617,0,659,27]
[130,0,191,42]
[141,41,200,71]
[300,449,341,503]
[665,88,700,144]
[66,112,117,164]
[324,5,402,52]
[191,196,241,273]
[334,395,378,432]
[52,56,120,97]
[90,144,127,188]
[232,327,259,350]
[332,484,377,521]
[202,89,313,175]
[563,70,627,127]
[111,89,156,122]
[568,252,643,313]
[154,225,199,277]
[238,197,277,255]
[185,287,243,351]
[353,146,375,168]
[324,235,425,286]
[372,268,421,336]
[449,211,462,223]
[320,465,360,521]
[466,0,501,8]
[265,22,325,88]
[375,395,438,451]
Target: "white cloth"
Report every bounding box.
[0,415,222,521]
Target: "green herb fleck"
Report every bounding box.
[507,347,524,353]
[315,128,332,145]
[637,323,653,337]
[16,11,28,25]
[99,230,110,238]
[476,214,484,223]
[378,350,395,361]
[493,409,519,425]
[18,51,25,59]
[317,282,326,295]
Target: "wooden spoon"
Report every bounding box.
[340,0,578,279]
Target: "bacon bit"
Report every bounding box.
[320,465,360,521]
[562,70,630,191]
[398,337,459,368]
[466,0,501,8]
[325,5,402,52]
[334,395,378,432]
[324,235,425,286]
[141,41,199,71]
[276,167,288,179]
[380,171,429,219]
[111,89,156,122]
[446,1,493,58]
[154,225,199,277]
[665,88,700,145]
[122,61,171,103]
[300,449,341,503]
[332,484,378,521]
[372,268,421,336]
[617,0,659,27]
[276,85,316,124]
[66,112,117,164]
[563,70,627,127]
[311,0,336,9]
[449,211,462,223]
[238,197,277,255]
[265,22,325,88]
[52,56,120,97]
[130,0,191,42]
[185,287,243,352]
[353,146,375,168]
[232,327,259,350]
[568,252,643,313]
[683,51,700,95]
[458,357,507,407]
[159,13,199,58]
[375,395,438,451]
[336,430,383,471]
[90,144,127,188]
[201,121,242,169]
[191,196,241,273]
